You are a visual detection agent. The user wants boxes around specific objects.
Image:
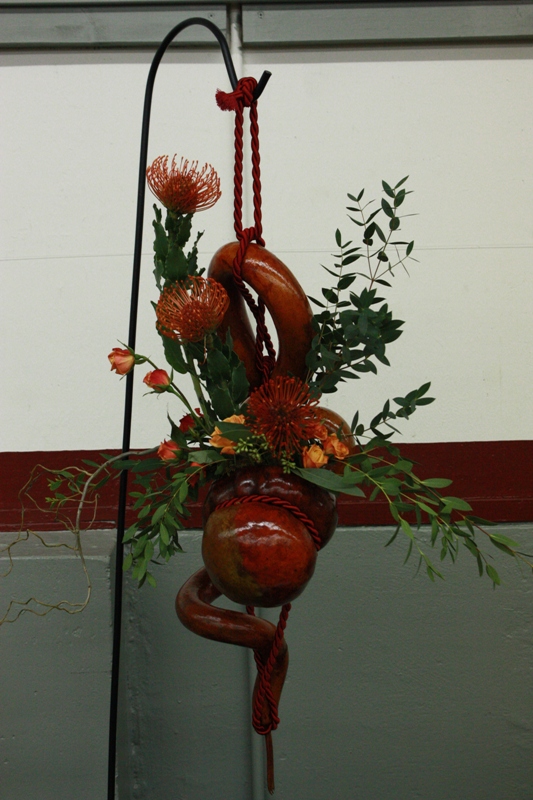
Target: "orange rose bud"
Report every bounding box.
[157,439,180,461]
[302,444,328,469]
[208,428,236,455]
[208,416,245,455]
[323,434,350,460]
[143,369,171,392]
[108,347,135,375]
[223,414,246,425]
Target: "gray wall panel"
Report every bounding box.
[0,531,115,800]
[0,6,225,48]
[243,3,533,46]
[122,524,533,799]
[2,3,533,49]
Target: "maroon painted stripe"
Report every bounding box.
[1,441,531,532]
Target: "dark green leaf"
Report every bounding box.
[374,224,387,243]
[394,176,409,189]
[489,532,519,548]
[207,349,232,383]
[338,274,356,291]
[231,360,249,404]
[441,496,472,512]
[208,386,234,418]
[381,198,394,218]
[162,337,188,374]
[189,450,226,465]
[342,255,360,266]
[384,525,400,546]
[159,523,170,546]
[421,478,453,488]
[486,564,500,585]
[146,572,157,588]
[151,505,166,525]
[165,244,189,282]
[293,467,364,497]
[394,190,406,208]
[152,215,168,262]
[216,422,254,441]
[382,180,395,198]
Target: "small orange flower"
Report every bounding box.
[209,429,236,455]
[222,414,246,426]
[156,277,229,342]
[108,347,135,375]
[158,439,180,461]
[143,369,171,392]
[208,415,245,455]
[146,156,221,214]
[323,434,350,460]
[302,444,329,469]
[246,376,319,457]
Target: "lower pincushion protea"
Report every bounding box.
[245,375,320,458]
[156,276,229,343]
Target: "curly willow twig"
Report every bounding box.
[0,449,153,626]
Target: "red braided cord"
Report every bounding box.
[244,602,290,735]
[249,102,264,246]
[251,603,291,734]
[216,77,275,383]
[214,492,322,736]
[232,100,244,236]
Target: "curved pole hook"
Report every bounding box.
[108,18,271,799]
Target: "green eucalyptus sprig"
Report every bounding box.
[306,178,415,396]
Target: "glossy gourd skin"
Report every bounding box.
[208,242,314,388]
[202,466,338,607]
[203,504,317,607]
[203,465,338,548]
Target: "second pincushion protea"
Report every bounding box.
[155,276,229,343]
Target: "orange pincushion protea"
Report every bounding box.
[246,376,320,457]
[146,156,221,214]
[156,277,229,342]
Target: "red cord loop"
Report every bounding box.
[216,77,274,382]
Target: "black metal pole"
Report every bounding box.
[107,19,245,799]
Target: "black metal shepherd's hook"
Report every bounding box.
[108,18,271,798]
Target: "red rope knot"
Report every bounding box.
[216,76,258,111]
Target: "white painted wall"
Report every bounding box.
[2,45,533,451]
